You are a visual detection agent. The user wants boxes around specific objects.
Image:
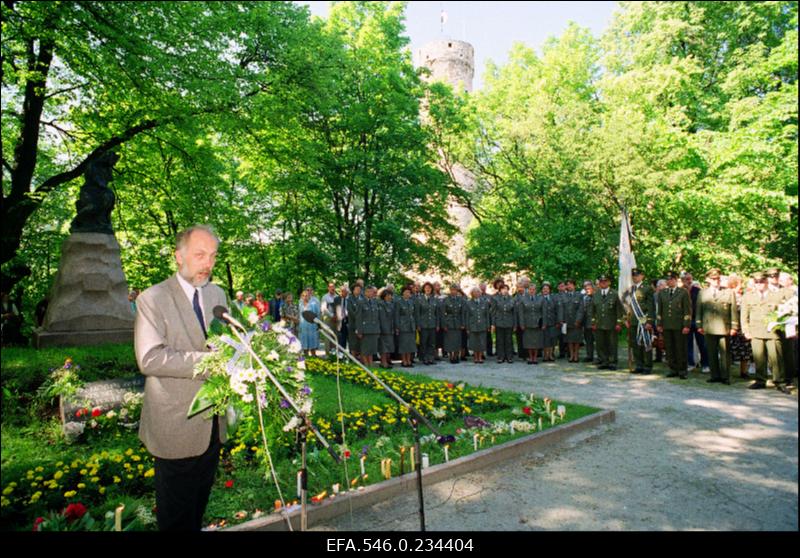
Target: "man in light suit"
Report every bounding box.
[135,225,229,531]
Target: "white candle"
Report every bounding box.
[557,405,566,419]
[333,483,340,494]
[360,456,366,477]
[473,433,479,451]
[115,504,124,532]
[550,411,556,425]
[297,471,302,498]
[444,445,449,462]
[538,417,543,431]
[422,453,429,468]
[410,447,416,471]
[510,423,515,434]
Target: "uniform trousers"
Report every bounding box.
[663,329,688,376]
[705,334,731,382]
[154,417,221,531]
[750,338,784,385]
[516,329,525,358]
[595,329,618,367]
[419,328,436,363]
[628,327,653,371]
[495,327,514,361]
[780,333,795,385]
[583,327,595,360]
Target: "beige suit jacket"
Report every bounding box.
[135,274,229,459]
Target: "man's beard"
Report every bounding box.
[179,263,210,287]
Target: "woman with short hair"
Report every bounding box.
[463,286,490,364]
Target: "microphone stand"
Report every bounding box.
[307,312,441,531]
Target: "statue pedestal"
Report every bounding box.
[34,233,134,349]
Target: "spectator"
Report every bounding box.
[682,272,710,373]
[128,289,140,314]
[298,289,319,357]
[280,292,300,333]
[241,294,258,325]
[727,275,753,380]
[269,289,283,323]
[320,283,337,355]
[652,279,668,363]
[254,292,269,320]
[232,290,245,312]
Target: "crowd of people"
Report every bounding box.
[229,266,797,395]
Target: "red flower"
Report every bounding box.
[32,517,45,531]
[91,408,102,418]
[225,480,234,489]
[447,383,455,389]
[344,450,351,459]
[522,407,532,416]
[64,503,87,522]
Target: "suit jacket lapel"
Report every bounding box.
[166,275,207,347]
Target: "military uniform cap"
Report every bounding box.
[631,268,644,276]
[597,274,610,282]
[751,271,767,282]
[765,268,780,278]
[705,268,721,279]
[666,271,679,279]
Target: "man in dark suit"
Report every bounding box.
[333,284,350,354]
[269,289,283,323]
[135,225,229,531]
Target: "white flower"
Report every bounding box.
[242,393,254,403]
[289,341,302,354]
[255,368,267,381]
[242,368,257,383]
[294,370,306,383]
[277,334,290,346]
[247,312,259,325]
[120,408,129,418]
[283,416,301,432]
[301,400,313,415]
[296,359,306,370]
[267,350,280,362]
[272,321,286,333]
[105,410,117,419]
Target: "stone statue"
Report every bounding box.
[70,150,120,235]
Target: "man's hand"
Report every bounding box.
[697,328,705,335]
[614,324,622,333]
[681,327,690,335]
[729,329,737,337]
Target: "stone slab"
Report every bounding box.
[59,376,144,424]
[33,328,134,349]
[225,408,616,531]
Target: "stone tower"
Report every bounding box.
[416,39,478,284]
[418,39,475,93]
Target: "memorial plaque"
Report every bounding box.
[60,376,144,426]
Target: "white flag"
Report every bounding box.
[618,209,636,311]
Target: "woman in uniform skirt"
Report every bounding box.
[356,286,380,367]
[541,282,559,362]
[442,284,466,364]
[378,288,396,368]
[463,287,490,364]
[491,283,516,363]
[395,286,417,367]
[518,283,544,364]
[560,280,586,362]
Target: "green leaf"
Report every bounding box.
[188,382,216,419]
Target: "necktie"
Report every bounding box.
[193,288,206,338]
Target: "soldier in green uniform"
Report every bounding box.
[442,284,466,364]
[767,268,794,389]
[741,272,788,392]
[415,282,440,365]
[518,283,543,365]
[394,286,416,368]
[581,280,596,363]
[378,289,396,369]
[355,286,381,367]
[696,269,739,384]
[559,280,585,363]
[347,283,364,360]
[625,269,655,374]
[656,272,691,379]
[463,286,490,364]
[556,282,568,359]
[592,275,624,370]
[491,283,516,363]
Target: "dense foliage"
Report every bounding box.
[2,1,797,334]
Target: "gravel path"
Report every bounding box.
[312,352,798,531]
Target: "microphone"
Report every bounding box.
[302,310,336,336]
[213,305,246,331]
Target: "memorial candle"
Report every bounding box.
[410,447,416,471]
[360,455,366,477]
[538,417,543,431]
[297,471,302,498]
[473,433,479,451]
[444,445,449,462]
[115,504,124,532]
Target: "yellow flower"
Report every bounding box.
[53,471,63,480]
[64,490,77,498]
[37,466,46,472]
[143,468,155,478]
[114,456,123,463]
[125,448,134,456]
[100,451,109,459]
[2,487,13,496]
[126,474,133,480]
[113,476,121,484]
[35,476,43,482]
[91,477,100,483]
[99,487,106,495]
[131,455,141,462]
[79,469,87,475]
[77,483,86,489]
[1,497,10,507]
[137,464,143,471]
[124,463,131,470]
